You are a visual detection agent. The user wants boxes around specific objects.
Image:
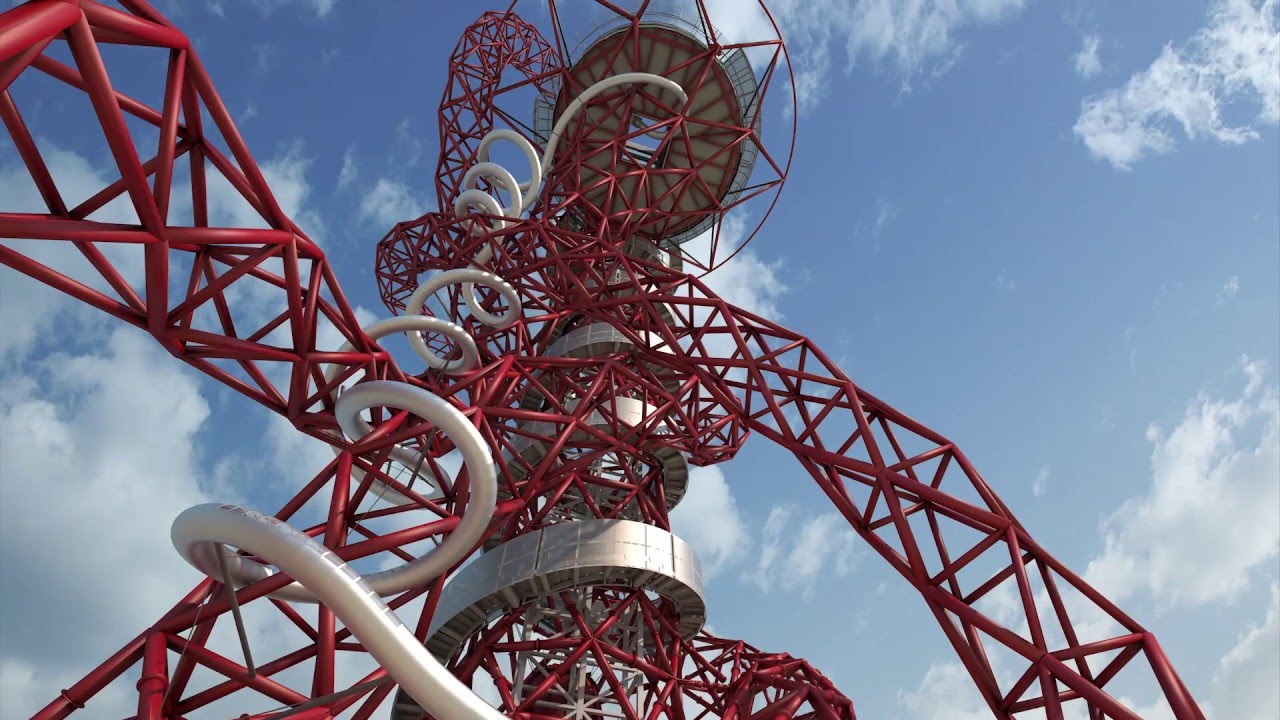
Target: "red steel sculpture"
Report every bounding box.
[0,1,1206,719]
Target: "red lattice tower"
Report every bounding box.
[0,2,1205,720]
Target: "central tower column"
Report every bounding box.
[390,10,854,720]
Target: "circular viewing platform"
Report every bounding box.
[535,11,762,246]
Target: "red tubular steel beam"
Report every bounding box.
[0,33,52,92]
[0,0,1203,718]
[313,451,352,699]
[0,2,79,63]
[0,90,66,215]
[80,0,187,49]
[30,53,171,127]
[31,634,147,720]
[135,633,169,720]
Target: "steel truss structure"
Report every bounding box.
[0,1,1205,719]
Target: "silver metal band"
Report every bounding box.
[429,519,707,661]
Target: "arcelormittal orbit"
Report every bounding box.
[0,1,1206,719]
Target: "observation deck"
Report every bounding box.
[534,11,761,246]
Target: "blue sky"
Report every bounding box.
[0,1,1277,719]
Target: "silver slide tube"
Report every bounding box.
[171,503,508,720]
[168,71,686,719]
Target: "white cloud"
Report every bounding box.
[0,136,398,716]
[338,144,358,190]
[1074,34,1103,77]
[705,246,787,320]
[852,197,900,253]
[686,213,789,324]
[263,302,379,488]
[0,144,142,363]
[995,272,1016,290]
[743,504,858,597]
[902,588,1280,720]
[0,328,220,718]
[169,139,326,245]
[1211,584,1280,719]
[670,465,750,577]
[701,0,1025,110]
[168,140,330,345]
[897,661,992,720]
[1085,357,1279,609]
[843,0,1024,82]
[304,0,336,15]
[359,178,426,229]
[0,328,392,719]
[0,656,137,720]
[256,141,326,243]
[898,658,1181,720]
[874,196,898,235]
[1033,464,1049,496]
[1218,274,1241,304]
[248,0,338,17]
[1074,0,1279,169]
[902,358,1279,719]
[2,130,329,425]
[395,117,426,168]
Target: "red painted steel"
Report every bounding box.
[0,1,1204,718]
[433,592,855,720]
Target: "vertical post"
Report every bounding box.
[314,451,352,698]
[135,632,169,720]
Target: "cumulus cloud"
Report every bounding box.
[0,302,388,720]
[899,358,1280,719]
[685,213,789,324]
[701,0,1025,110]
[0,145,141,362]
[670,465,751,576]
[164,138,326,250]
[1074,0,1279,169]
[898,657,1183,719]
[1210,584,1280,718]
[0,328,220,718]
[843,0,1024,80]
[704,245,788,320]
[359,178,427,229]
[901,629,1279,720]
[897,661,994,720]
[0,138,394,716]
[1074,34,1103,77]
[231,140,327,243]
[670,468,854,594]
[262,301,380,494]
[17,130,327,371]
[1084,357,1279,609]
[743,504,859,598]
